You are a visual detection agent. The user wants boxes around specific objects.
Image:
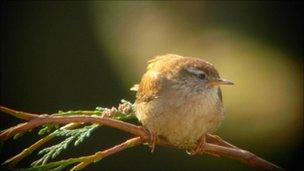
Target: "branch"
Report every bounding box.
[0,106,39,120]
[203,143,281,170]
[0,105,283,170]
[70,137,143,171]
[0,115,148,141]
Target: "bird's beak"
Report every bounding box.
[207,78,234,87]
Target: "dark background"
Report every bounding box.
[1,1,303,170]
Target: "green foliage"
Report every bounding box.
[25,99,137,170]
[13,132,25,140]
[54,110,102,116]
[19,158,82,171]
[1,100,137,171]
[31,137,73,167]
[38,124,60,135]
[13,129,34,140]
[31,124,99,167]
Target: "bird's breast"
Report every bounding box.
[136,88,225,149]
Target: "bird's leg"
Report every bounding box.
[147,130,158,153]
[196,135,206,153]
[187,135,206,155]
[195,135,206,154]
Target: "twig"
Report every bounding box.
[0,115,148,141]
[0,105,284,170]
[203,143,282,170]
[70,137,143,171]
[0,106,39,120]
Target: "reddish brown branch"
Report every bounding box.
[203,143,282,170]
[0,106,39,120]
[0,115,148,141]
[70,137,144,171]
[0,105,283,170]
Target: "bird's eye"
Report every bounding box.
[197,73,206,80]
[186,67,206,80]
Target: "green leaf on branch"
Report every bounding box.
[53,110,103,116]
[38,123,60,135]
[13,132,25,140]
[32,124,100,166]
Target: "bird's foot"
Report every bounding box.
[186,135,206,155]
[147,130,158,153]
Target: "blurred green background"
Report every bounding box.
[0,1,303,170]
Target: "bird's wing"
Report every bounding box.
[135,71,165,103]
[135,55,177,103]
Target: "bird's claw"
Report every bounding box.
[186,135,206,155]
[148,130,158,153]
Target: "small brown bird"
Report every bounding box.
[132,54,233,154]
